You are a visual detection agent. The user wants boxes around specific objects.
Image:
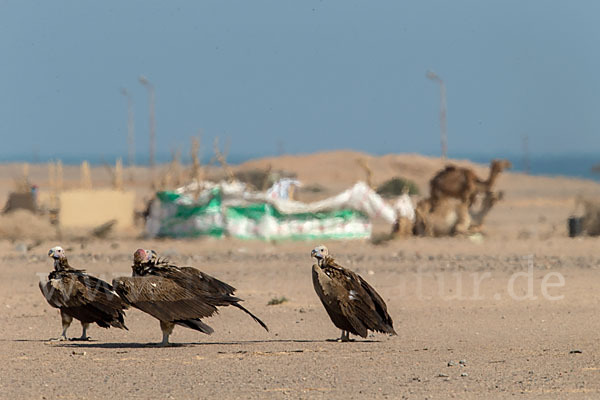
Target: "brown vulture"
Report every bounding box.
[39,246,128,340]
[311,245,396,342]
[113,249,268,345]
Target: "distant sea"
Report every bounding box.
[452,153,600,181]
[1,152,598,181]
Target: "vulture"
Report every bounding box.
[39,246,128,340]
[113,249,268,345]
[311,245,396,342]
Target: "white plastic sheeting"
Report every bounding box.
[146,180,413,239]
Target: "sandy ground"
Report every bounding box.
[1,151,600,398]
[1,237,600,399]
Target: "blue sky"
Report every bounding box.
[1,1,600,163]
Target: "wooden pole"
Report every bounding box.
[22,163,29,183]
[190,136,202,183]
[213,137,235,182]
[48,162,56,208]
[357,158,373,189]
[81,161,92,189]
[56,160,63,191]
[115,158,123,190]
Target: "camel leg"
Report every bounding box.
[469,224,483,233]
[453,203,471,235]
[414,208,432,237]
[461,192,471,204]
[418,212,434,237]
[425,220,434,237]
[412,216,422,236]
[468,192,478,207]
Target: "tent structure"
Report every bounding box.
[145,181,406,240]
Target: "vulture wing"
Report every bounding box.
[357,274,395,334]
[145,265,238,301]
[320,258,396,336]
[39,271,127,328]
[113,276,220,322]
[328,266,379,336]
[116,266,269,332]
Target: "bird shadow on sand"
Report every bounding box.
[7,338,100,343]
[52,338,382,349]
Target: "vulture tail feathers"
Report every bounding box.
[232,303,269,332]
[113,312,128,330]
[376,323,397,336]
[174,318,214,335]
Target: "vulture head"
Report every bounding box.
[48,246,66,261]
[311,245,329,265]
[48,246,67,270]
[133,248,158,265]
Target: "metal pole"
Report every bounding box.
[120,88,135,166]
[139,76,156,169]
[426,71,448,160]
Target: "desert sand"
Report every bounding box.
[1,151,600,399]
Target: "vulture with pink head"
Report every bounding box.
[113,249,268,345]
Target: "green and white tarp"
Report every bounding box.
[145,181,399,240]
[146,189,226,238]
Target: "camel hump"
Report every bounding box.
[430,165,458,183]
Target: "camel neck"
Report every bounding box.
[471,195,496,224]
[484,168,500,186]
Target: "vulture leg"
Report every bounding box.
[53,310,72,341]
[72,323,91,341]
[340,330,350,342]
[159,321,175,346]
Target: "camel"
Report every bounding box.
[413,190,504,237]
[429,159,511,209]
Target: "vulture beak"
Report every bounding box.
[311,249,320,259]
[48,248,61,259]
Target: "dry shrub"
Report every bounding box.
[0,210,56,241]
[376,177,420,197]
[234,169,297,190]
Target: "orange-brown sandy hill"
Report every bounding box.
[235,150,473,194]
[235,150,600,202]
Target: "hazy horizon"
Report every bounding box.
[1,149,598,181]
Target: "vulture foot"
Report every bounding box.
[70,336,91,341]
[49,335,68,342]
